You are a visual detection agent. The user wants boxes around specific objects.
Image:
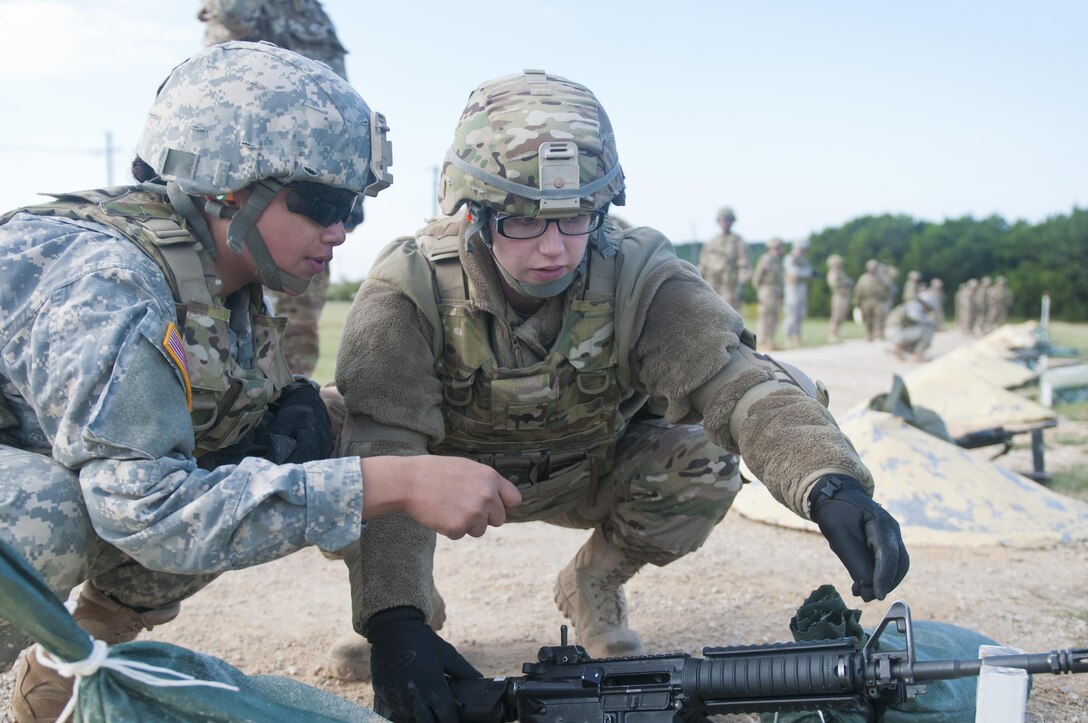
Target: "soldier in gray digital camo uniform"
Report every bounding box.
[886,296,938,361]
[198,0,360,376]
[331,70,909,723]
[782,238,813,348]
[697,206,750,310]
[0,42,518,723]
[919,277,945,327]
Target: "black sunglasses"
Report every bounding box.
[285,182,358,227]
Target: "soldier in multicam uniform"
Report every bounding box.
[330,70,908,721]
[985,275,1013,330]
[0,43,518,723]
[902,270,922,302]
[751,237,786,350]
[825,254,853,343]
[198,0,361,376]
[955,278,978,334]
[697,206,750,310]
[854,259,892,341]
[879,263,900,315]
[972,276,992,334]
[782,238,813,348]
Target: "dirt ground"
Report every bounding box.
[3,329,1086,721]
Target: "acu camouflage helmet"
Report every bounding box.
[438,69,625,218]
[137,41,392,294]
[138,40,392,199]
[717,206,736,222]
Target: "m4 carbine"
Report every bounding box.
[450,601,1086,723]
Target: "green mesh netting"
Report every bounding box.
[760,584,1025,723]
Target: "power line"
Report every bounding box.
[0,132,119,186]
[0,145,109,153]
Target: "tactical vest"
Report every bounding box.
[0,187,293,455]
[376,218,650,502]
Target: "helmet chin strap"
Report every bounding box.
[494,256,584,299]
[216,178,313,296]
[163,181,218,253]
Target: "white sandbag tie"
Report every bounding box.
[33,638,240,723]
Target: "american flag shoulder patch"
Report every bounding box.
[162,322,193,410]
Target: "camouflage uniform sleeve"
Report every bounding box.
[1,215,363,573]
[628,250,873,521]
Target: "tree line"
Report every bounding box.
[333,207,1087,322]
[782,207,1087,322]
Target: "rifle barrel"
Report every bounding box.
[910,649,1088,681]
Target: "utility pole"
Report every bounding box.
[431,164,439,218]
[104,131,115,186]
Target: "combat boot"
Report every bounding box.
[11,584,180,723]
[554,529,646,659]
[325,585,447,681]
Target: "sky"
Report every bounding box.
[0,1,1084,282]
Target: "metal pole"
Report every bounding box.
[105,131,114,186]
[432,165,439,218]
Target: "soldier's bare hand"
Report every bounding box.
[361,455,521,539]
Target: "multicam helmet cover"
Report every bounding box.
[439,69,625,218]
[138,40,392,198]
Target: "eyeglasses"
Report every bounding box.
[492,211,605,240]
[285,182,358,227]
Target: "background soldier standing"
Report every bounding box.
[955,278,978,334]
[972,276,992,334]
[854,259,891,341]
[920,277,945,327]
[751,237,786,350]
[825,254,853,343]
[782,238,813,348]
[879,263,899,317]
[986,275,1013,330]
[902,270,922,302]
[696,206,750,311]
[198,0,363,376]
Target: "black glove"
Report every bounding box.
[262,379,334,463]
[196,380,333,469]
[366,606,481,723]
[808,474,909,602]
